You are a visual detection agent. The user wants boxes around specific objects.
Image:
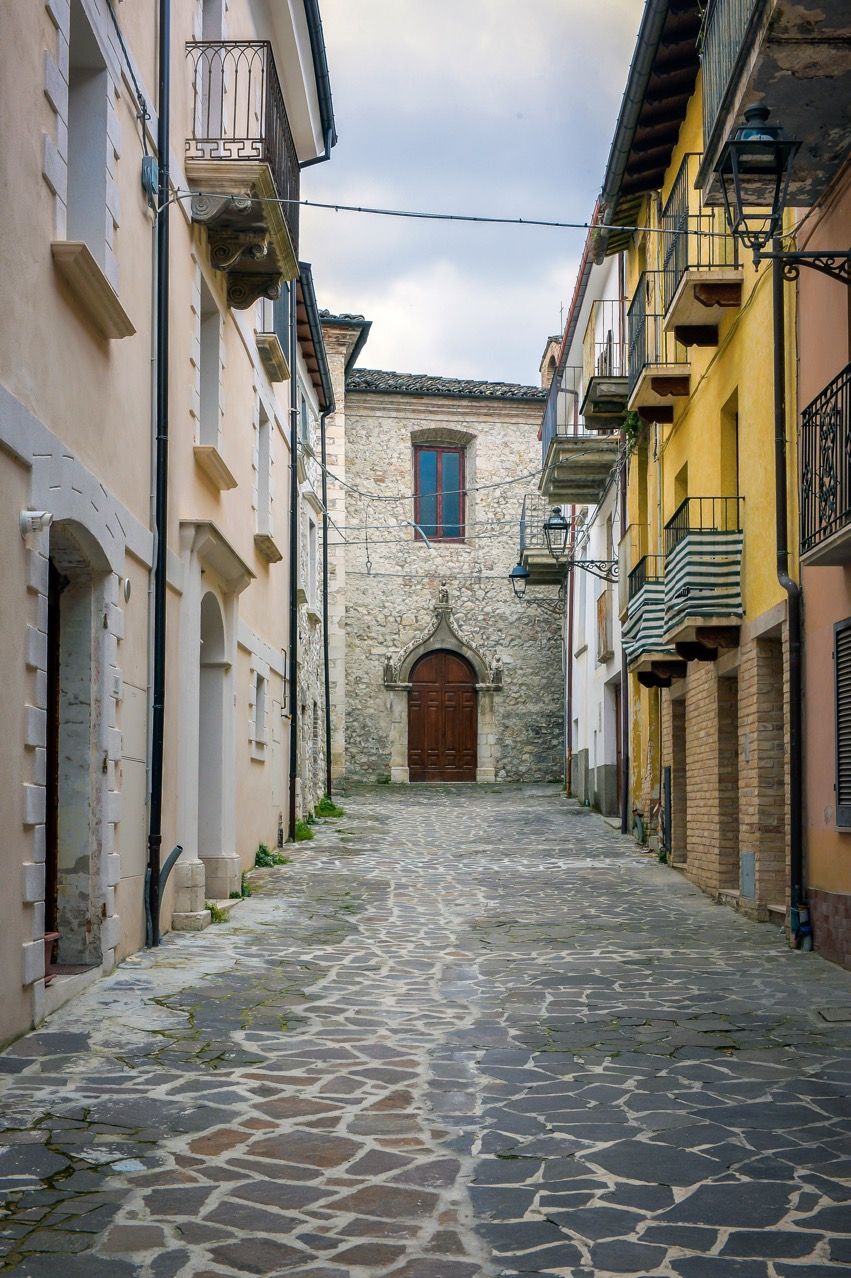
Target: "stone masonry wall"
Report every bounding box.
[341,391,563,783]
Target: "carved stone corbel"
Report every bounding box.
[227,273,281,311]
[208,231,270,272]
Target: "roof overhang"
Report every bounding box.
[297,264,335,412]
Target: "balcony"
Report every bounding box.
[540,366,619,504]
[800,363,851,566]
[256,282,292,382]
[660,154,741,343]
[186,41,300,310]
[627,273,690,423]
[699,0,851,208]
[580,299,629,432]
[663,497,744,652]
[519,494,565,585]
[623,556,682,686]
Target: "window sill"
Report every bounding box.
[254,531,284,563]
[249,741,267,763]
[306,607,322,627]
[194,445,238,491]
[256,332,290,382]
[51,241,135,339]
[574,643,588,658]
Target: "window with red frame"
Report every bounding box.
[413,446,465,541]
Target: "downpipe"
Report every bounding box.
[146,0,171,946]
[771,240,808,948]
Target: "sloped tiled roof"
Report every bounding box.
[346,368,547,402]
[319,309,368,324]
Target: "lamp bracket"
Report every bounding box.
[566,559,619,583]
[760,250,851,286]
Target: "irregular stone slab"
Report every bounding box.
[586,1138,725,1185]
[660,1181,793,1227]
[326,1184,439,1218]
[247,1131,361,1168]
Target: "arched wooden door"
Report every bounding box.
[408,651,477,782]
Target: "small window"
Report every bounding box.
[199,279,221,446]
[257,404,271,534]
[413,446,465,542]
[308,517,318,604]
[254,672,267,746]
[835,619,851,828]
[67,0,109,264]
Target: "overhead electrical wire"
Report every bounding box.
[167,188,752,242]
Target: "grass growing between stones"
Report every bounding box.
[315,795,346,818]
[294,820,315,842]
[255,843,291,867]
[205,901,228,924]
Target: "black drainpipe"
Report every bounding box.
[147,0,170,945]
[320,408,333,798]
[772,239,804,929]
[288,282,300,842]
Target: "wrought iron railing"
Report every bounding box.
[628,554,665,604]
[583,299,626,385]
[664,496,744,557]
[520,493,570,553]
[627,273,687,393]
[660,154,739,314]
[186,41,300,252]
[700,0,764,143]
[540,365,584,465]
[800,363,851,557]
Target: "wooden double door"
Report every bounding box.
[408,650,477,782]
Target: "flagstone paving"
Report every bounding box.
[2,783,851,1277]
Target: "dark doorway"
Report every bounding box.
[408,651,477,782]
[45,560,64,942]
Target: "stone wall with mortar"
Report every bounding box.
[339,389,564,783]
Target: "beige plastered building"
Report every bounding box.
[0,0,336,1044]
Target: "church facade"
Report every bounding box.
[320,315,564,786]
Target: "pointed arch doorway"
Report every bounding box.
[408,650,477,782]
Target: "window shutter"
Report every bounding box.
[835,619,851,827]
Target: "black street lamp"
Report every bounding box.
[716,104,850,283]
[543,506,571,561]
[509,560,530,598]
[715,105,799,265]
[713,104,850,942]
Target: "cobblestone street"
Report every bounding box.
[2,785,851,1277]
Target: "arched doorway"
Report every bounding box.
[45,521,108,969]
[198,592,226,862]
[408,651,477,782]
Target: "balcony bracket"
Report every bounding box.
[649,375,690,398]
[637,405,674,425]
[693,281,742,310]
[675,640,718,663]
[695,625,740,650]
[209,230,271,273]
[190,192,253,224]
[638,670,673,689]
[228,272,281,311]
[674,325,719,349]
[651,660,688,681]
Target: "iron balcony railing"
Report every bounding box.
[540,365,583,466]
[583,299,626,385]
[520,493,571,553]
[186,40,300,253]
[800,363,851,557]
[628,554,665,604]
[664,496,744,558]
[660,154,739,314]
[700,0,764,143]
[627,273,687,394]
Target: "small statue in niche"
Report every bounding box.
[490,655,503,687]
[383,653,395,684]
[438,581,450,606]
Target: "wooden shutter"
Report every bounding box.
[835,619,851,828]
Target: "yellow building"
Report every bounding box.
[596,0,828,927]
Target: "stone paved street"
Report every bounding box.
[2,785,851,1277]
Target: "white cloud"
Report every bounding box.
[304,0,643,382]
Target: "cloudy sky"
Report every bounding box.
[300,0,642,386]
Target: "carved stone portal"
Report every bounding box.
[383,586,502,783]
